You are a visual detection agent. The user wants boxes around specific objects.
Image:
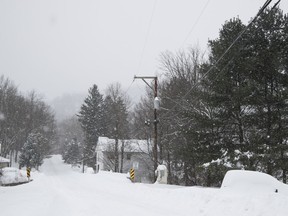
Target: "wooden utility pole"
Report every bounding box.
[134,76,158,179]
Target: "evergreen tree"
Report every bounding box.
[57,116,84,160]
[201,7,288,182]
[78,84,105,169]
[155,7,288,185]
[19,132,47,169]
[205,17,252,170]
[62,138,81,165]
[245,7,288,178]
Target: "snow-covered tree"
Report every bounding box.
[78,84,106,169]
[159,47,211,186]
[244,7,288,180]
[57,116,84,156]
[149,7,288,186]
[0,76,56,162]
[19,132,48,169]
[62,138,81,165]
[104,83,130,172]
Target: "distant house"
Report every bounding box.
[96,137,154,183]
[0,156,10,169]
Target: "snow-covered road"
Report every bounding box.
[1,155,288,216]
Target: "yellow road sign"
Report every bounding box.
[130,168,135,182]
[26,167,31,178]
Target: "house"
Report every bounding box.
[96,137,154,183]
[0,156,10,169]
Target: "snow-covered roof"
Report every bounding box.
[96,137,151,154]
[0,156,10,163]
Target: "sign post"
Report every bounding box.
[130,168,135,182]
[26,167,31,181]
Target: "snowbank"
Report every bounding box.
[0,167,29,186]
[1,156,288,216]
[221,170,288,195]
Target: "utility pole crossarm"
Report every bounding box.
[134,75,157,79]
[142,79,154,91]
[134,75,158,95]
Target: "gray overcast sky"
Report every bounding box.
[0,0,287,101]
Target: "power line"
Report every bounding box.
[137,0,158,74]
[160,56,235,121]
[271,0,281,9]
[181,0,211,48]
[123,79,135,96]
[132,0,279,139]
[160,0,274,119]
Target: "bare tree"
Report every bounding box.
[104,83,130,172]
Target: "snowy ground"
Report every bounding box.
[1,155,288,216]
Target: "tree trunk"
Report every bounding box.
[114,138,119,172]
[184,162,189,186]
[15,150,18,163]
[120,140,124,173]
[82,159,85,173]
[167,151,171,184]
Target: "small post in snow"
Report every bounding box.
[26,167,31,181]
[130,168,135,182]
